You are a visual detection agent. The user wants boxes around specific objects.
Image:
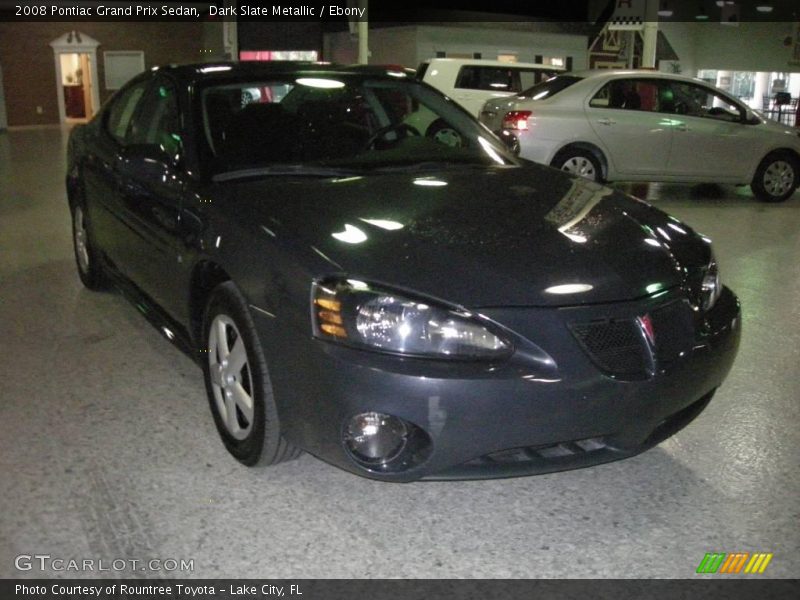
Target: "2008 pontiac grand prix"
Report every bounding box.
[66,62,740,481]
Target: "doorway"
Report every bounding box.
[59,53,94,121]
[50,31,101,125]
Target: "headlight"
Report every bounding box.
[699,259,721,311]
[311,279,511,360]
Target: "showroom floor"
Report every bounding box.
[1,127,798,579]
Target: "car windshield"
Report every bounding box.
[199,73,519,179]
[518,75,583,100]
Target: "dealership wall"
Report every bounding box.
[324,24,588,70]
[692,22,800,73]
[657,22,698,75]
[658,21,800,76]
[0,22,221,126]
[0,62,7,130]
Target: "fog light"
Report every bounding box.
[344,412,408,465]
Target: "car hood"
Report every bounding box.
[755,113,800,137]
[223,165,707,308]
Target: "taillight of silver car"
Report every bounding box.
[502,110,532,130]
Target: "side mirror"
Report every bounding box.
[742,108,759,125]
[119,143,179,181]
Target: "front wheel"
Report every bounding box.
[751,152,799,202]
[425,119,464,148]
[202,282,301,467]
[551,149,603,182]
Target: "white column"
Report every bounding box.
[223,0,238,61]
[752,72,770,109]
[642,0,658,69]
[357,0,368,65]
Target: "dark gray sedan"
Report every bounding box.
[66,62,740,481]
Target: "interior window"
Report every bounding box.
[106,81,148,142]
[589,79,660,112]
[661,82,743,122]
[128,78,183,162]
[518,69,557,91]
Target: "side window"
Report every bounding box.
[661,82,743,122]
[105,81,148,142]
[128,78,183,162]
[455,66,514,91]
[589,79,661,112]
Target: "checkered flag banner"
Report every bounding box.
[608,0,646,31]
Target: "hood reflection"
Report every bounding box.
[544,179,614,244]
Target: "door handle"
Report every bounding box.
[596,118,616,126]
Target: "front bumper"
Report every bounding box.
[259,286,740,482]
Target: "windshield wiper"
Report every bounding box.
[213,165,363,182]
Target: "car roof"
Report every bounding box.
[421,58,563,70]
[150,61,415,84]
[567,69,711,84]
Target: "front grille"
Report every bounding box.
[569,319,650,378]
[467,437,609,467]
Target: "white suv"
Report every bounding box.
[412,59,560,146]
[418,58,562,116]
[480,70,800,202]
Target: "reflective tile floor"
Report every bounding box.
[1,127,798,578]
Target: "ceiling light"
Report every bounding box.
[359,218,404,230]
[756,5,773,12]
[544,284,594,295]
[412,177,448,187]
[296,78,345,89]
[332,224,367,244]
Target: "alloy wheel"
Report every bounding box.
[433,127,463,147]
[208,315,254,440]
[763,160,795,198]
[73,206,90,274]
[561,156,597,180]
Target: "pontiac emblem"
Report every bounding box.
[638,314,656,345]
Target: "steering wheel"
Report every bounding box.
[362,122,420,150]
[707,106,735,118]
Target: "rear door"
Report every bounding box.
[585,77,674,177]
[450,65,521,116]
[81,78,150,274]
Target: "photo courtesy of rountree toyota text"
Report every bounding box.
[0,0,798,598]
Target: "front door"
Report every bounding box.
[660,80,753,180]
[115,76,188,318]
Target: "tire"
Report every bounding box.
[202,282,301,467]
[425,119,464,148]
[751,151,799,203]
[70,198,107,290]
[551,148,603,183]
